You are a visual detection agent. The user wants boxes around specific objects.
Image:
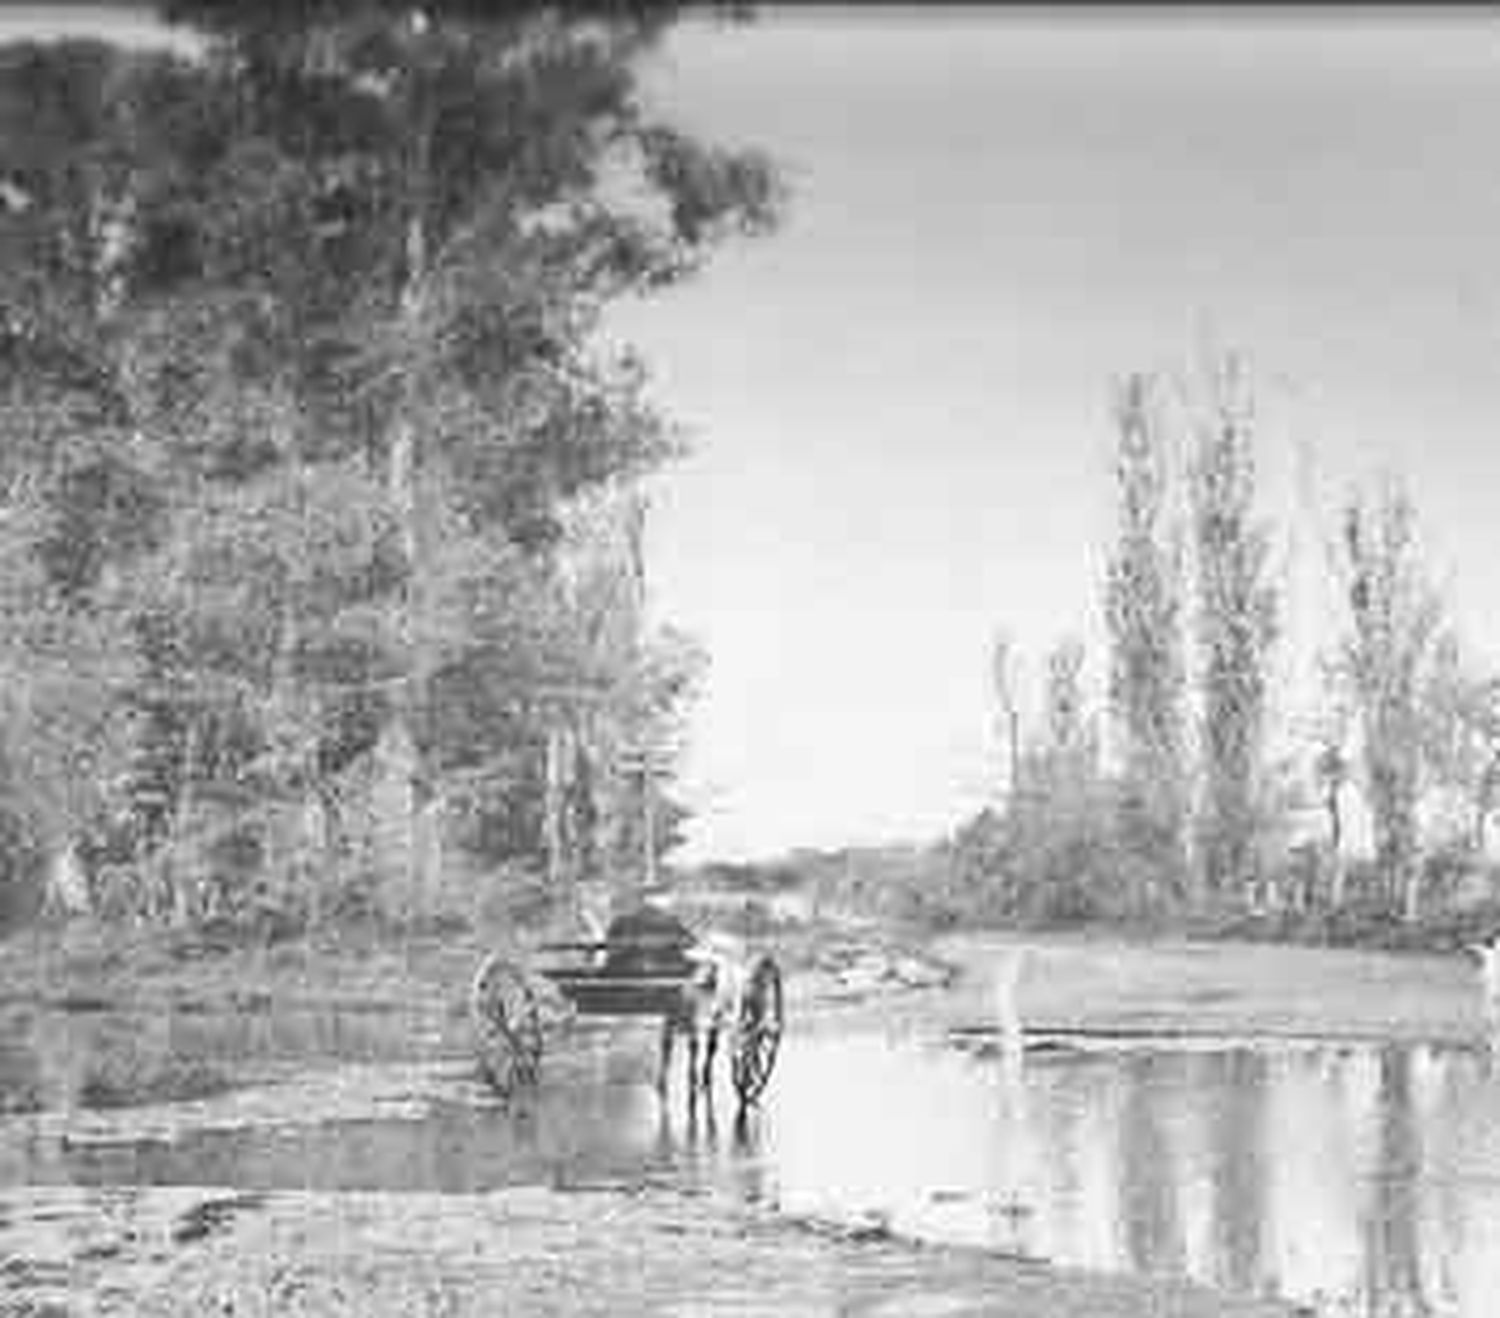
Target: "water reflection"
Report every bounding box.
[7,1018,1500,1315]
[1117,1054,1187,1280]
[756,1033,1500,1317]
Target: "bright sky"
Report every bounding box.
[0,4,189,48]
[612,6,1500,861]
[13,6,1500,862]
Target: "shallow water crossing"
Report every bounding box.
[6,1010,1500,1316]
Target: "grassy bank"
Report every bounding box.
[5,901,1490,1120]
[0,905,954,1112]
[0,901,947,1016]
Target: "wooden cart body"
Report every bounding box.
[470,911,783,1106]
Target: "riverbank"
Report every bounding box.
[0,912,949,1023]
[0,915,957,1111]
[2,1181,1293,1318]
[8,918,1489,1316]
[932,928,1492,1048]
[7,912,1484,1050]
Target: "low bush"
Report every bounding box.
[78,1053,233,1110]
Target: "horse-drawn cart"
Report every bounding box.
[471,908,784,1108]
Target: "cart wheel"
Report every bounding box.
[470,953,544,1098]
[731,955,784,1108]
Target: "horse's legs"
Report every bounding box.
[688,1055,717,1130]
[700,1078,717,1139]
[687,1021,702,1094]
[657,1016,676,1095]
[701,1021,720,1094]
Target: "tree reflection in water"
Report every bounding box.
[1363,1045,1431,1317]
[11,1016,1500,1315]
[1206,1050,1269,1298]
[1116,1053,1187,1281]
[1062,1041,1496,1316]
[906,1037,1499,1315]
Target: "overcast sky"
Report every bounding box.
[610,6,1500,860]
[10,5,1500,862]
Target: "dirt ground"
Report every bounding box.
[6,924,1487,1317]
[1,1182,1293,1318]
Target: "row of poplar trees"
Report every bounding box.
[1103,358,1279,915]
[984,355,1500,925]
[0,2,780,932]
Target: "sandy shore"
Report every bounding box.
[1,1181,1294,1318]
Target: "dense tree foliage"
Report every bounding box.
[0,3,780,932]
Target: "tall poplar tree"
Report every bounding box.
[1337,481,1444,920]
[1187,355,1277,906]
[1105,373,1189,907]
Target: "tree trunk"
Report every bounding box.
[1475,761,1497,855]
[1327,850,1347,911]
[1401,862,1422,925]
[641,760,658,898]
[543,719,574,923]
[1325,780,1345,909]
[371,720,419,921]
[169,718,206,927]
[1008,708,1020,810]
[387,101,437,914]
[303,787,338,927]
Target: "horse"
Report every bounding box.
[590,905,747,1101]
[658,929,748,1104]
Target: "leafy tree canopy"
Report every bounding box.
[0,2,781,925]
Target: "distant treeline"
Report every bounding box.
[792,362,1500,944]
[961,361,1500,934]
